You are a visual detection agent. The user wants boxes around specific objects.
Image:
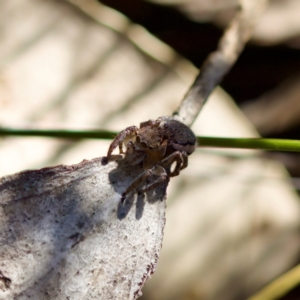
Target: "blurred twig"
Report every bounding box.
[173,0,268,126]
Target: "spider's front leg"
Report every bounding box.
[160,151,188,177]
[106,126,139,160]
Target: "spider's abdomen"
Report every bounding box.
[160,118,197,156]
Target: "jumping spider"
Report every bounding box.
[106,116,196,202]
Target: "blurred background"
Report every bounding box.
[100,0,300,181]
[1,0,300,299]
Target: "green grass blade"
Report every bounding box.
[199,137,300,152]
[0,128,300,152]
[0,128,116,140]
[248,264,300,300]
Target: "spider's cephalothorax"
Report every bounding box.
[106,116,196,202]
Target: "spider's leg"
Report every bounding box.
[121,170,151,203]
[160,151,188,177]
[180,151,188,170]
[107,126,138,158]
[121,165,167,203]
[118,142,124,154]
[138,165,168,194]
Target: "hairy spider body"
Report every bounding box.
[106,116,196,202]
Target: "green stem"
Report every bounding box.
[198,137,300,152]
[0,128,300,152]
[0,128,116,140]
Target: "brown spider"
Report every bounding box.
[106,116,196,202]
